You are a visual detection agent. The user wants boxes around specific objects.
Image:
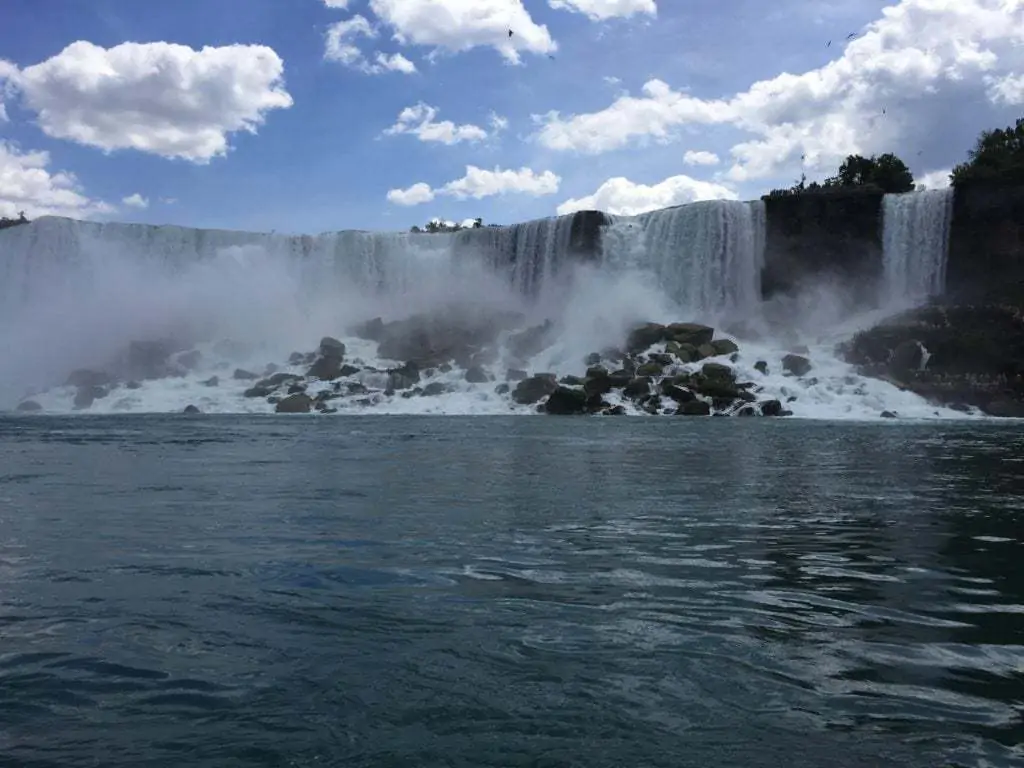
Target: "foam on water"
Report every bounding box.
[0,196,981,420]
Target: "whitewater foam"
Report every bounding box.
[881,188,954,307]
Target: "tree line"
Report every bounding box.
[766,116,1024,198]
[0,211,29,231]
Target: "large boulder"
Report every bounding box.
[512,374,558,404]
[125,339,180,379]
[275,393,313,413]
[543,386,588,414]
[626,323,666,353]
[665,323,714,347]
[782,354,813,377]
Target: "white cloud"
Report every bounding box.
[325,15,418,73]
[534,0,1024,183]
[367,0,557,63]
[0,141,114,219]
[557,174,737,216]
[548,0,657,21]
[383,103,488,144]
[683,150,720,166]
[323,0,350,7]
[387,165,561,205]
[122,193,149,209]
[917,169,952,189]
[489,112,509,132]
[3,41,293,164]
[159,197,178,205]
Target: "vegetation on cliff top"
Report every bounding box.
[951,117,1024,186]
[0,212,29,231]
[765,153,914,199]
[410,217,486,233]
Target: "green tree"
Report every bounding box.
[951,118,1024,186]
[0,211,29,231]
[825,153,914,193]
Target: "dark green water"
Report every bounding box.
[0,415,1021,767]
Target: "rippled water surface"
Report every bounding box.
[0,415,1022,767]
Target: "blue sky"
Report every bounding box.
[0,0,1021,233]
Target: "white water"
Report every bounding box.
[881,188,954,307]
[0,198,978,420]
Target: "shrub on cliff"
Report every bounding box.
[0,211,29,231]
[951,118,1024,186]
[765,153,914,198]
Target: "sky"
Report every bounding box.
[0,0,1021,234]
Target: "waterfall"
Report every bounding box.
[600,200,766,320]
[881,188,954,306]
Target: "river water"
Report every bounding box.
[0,415,1021,767]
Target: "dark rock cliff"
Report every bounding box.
[761,189,885,305]
[945,182,1024,304]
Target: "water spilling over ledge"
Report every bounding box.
[0,187,1013,418]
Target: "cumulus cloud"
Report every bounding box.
[534,0,1024,183]
[683,150,720,166]
[387,165,561,205]
[557,174,737,216]
[323,0,350,6]
[0,141,114,219]
[548,0,657,21]
[367,0,557,63]
[122,193,149,209]
[2,41,293,164]
[325,15,418,73]
[383,103,488,144]
[917,169,952,189]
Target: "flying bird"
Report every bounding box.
[826,40,831,47]
[508,29,514,37]
[846,32,859,40]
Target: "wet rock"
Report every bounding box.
[422,382,448,396]
[125,381,142,390]
[339,364,360,377]
[177,350,202,370]
[259,372,303,390]
[711,338,739,356]
[677,400,712,416]
[603,405,627,415]
[696,343,717,360]
[560,374,585,386]
[584,372,613,398]
[584,352,602,367]
[623,377,652,399]
[880,410,898,419]
[465,366,489,384]
[511,374,558,404]
[754,360,769,375]
[183,404,201,414]
[506,368,528,381]
[307,355,343,381]
[74,385,107,409]
[319,336,346,360]
[264,363,280,375]
[347,382,368,395]
[287,383,307,395]
[782,354,813,377]
[660,383,696,404]
[494,383,510,395]
[202,376,219,387]
[126,339,179,379]
[636,361,664,377]
[15,400,42,412]
[244,386,274,398]
[288,352,307,365]
[890,339,924,375]
[585,365,609,379]
[387,361,420,391]
[626,323,666,353]
[737,405,758,417]
[702,362,735,382]
[544,386,588,415]
[666,323,714,347]
[508,320,555,360]
[352,317,385,342]
[233,369,259,381]
[760,399,785,417]
[276,393,314,413]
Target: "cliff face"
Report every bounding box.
[760,190,885,305]
[945,182,1024,304]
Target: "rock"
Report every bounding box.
[677,400,711,416]
[880,410,898,419]
[233,368,259,381]
[259,372,303,389]
[15,400,42,412]
[331,364,355,377]
[307,356,342,381]
[352,317,386,341]
[276,393,314,413]
[626,323,666,353]
[560,374,585,386]
[264,363,280,375]
[422,382,448,396]
[544,386,589,415]
[696,343,717,360]
[702,362,735,382]
[584,352,602,367]
[584,372,613,398]
[890,339,924,375]
[66,369,114,389]
[623,377,652,399]
[126,339,178,379]
[754,360,769,375]
[661,383,696,403]
[512,374,558,404]
[666,323,714,347]
[244,386,274,398]
[288,352,307,365]
[319,336,346,360]
[506,368,528,381]
[177,350,202,370]
[202,376,219,387]
[585,365,609,379]
[287,383,306,395]
[74,385,106,409]
[636,361,664,377]
[760,399,785,416]
[782,354,813,377]
[387,361,420,390]
[465,366,489,383]
[508,320,555,360]
[125,381,142,390]
[183,404,201,414]
[603,405,627,415]
[494,383,510,395]
[347,382,368,395]
[737,405,758,416]
[711,338,739,356]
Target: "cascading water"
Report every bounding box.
[880,188,954,307]
[600,200,765,322]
